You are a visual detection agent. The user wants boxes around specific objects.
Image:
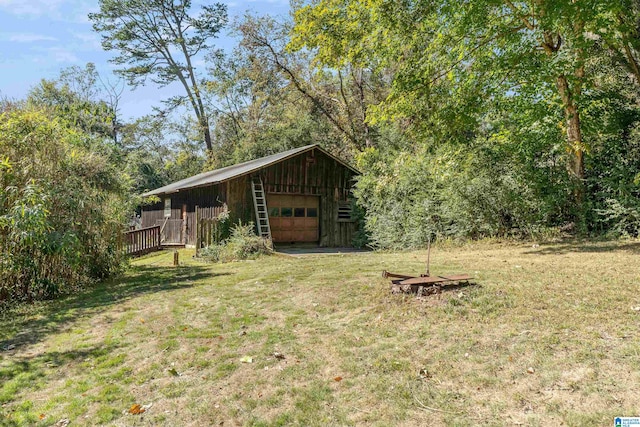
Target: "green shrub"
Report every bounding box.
[596,199,640,237]
[199,222,272,262]
[0,107,129,303]
[353,144,547,249]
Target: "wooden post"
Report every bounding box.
[181,204,187,245]
[173,250,179,266]
[195,205,200,257]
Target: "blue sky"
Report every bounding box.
[0,0,291,120]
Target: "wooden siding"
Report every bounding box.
[227,175,253,225]
[257,148,357,247]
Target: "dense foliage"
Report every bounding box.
[0,106,130,303]
[287,0,640,246]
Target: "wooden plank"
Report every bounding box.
[398,274,473,285]
[439,274,473,281]
[195,206,200,255]
[382,271,415,280]
[399,276,447,285]
[181,205,187,245]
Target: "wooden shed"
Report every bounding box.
[141,144,359,247]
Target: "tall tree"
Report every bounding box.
[205,52,347,167]
[89,0,227,152]
[237,14,385,151]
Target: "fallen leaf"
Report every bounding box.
[54,419,70,427]
[167,368,180,377]
[273,352,285,360]
[39,414,45,420]
[418,369,431,379]
[182,327,188,331]
[140,319,145,323]
[128,404,145,415]
[527,367,535,374]
[240,356,253,363]
[334,376,342,382]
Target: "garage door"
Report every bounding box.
[267,195,319,243]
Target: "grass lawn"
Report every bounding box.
[1,240,640,426]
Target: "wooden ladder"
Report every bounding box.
[251,175,272,240]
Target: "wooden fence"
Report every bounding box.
[195,206,228,256]
[196,218,224,251]
[123,225,161,256]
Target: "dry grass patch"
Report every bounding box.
[1,241,640,426]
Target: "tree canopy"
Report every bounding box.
[288,0,640,242]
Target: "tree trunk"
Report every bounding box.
[556,74,585,205]
[201,116,213,152]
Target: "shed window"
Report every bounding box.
[281,207,293,217]
[337,200,354,222]
[164,197,172,218]
[307,208,318,218]
[294,208,305,217]
[269,207,280,217]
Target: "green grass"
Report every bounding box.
[1,241,640,425]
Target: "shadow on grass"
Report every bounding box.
[0,342,120,389]
[523,240,640,255]
[439,281,479,292]
[0,343,122,425]
[0,265,231,352]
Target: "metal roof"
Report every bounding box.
[142,144,358,197]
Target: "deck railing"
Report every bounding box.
[123,225,161,256]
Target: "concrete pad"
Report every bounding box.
[275,245,369,257]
